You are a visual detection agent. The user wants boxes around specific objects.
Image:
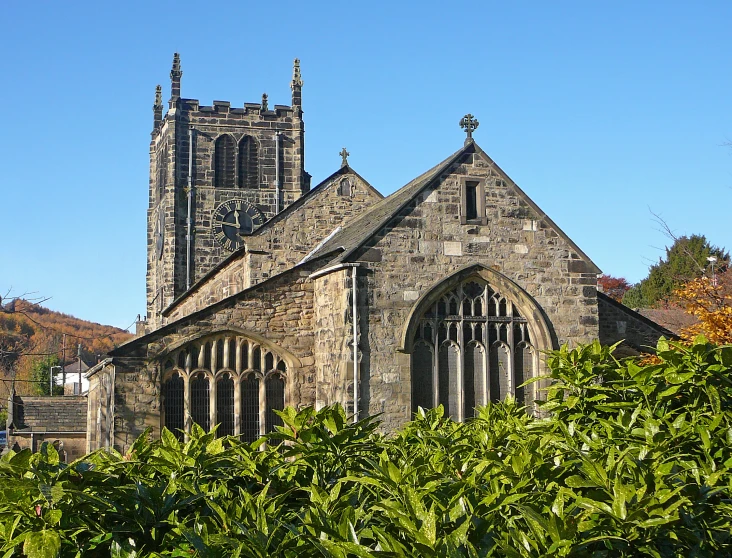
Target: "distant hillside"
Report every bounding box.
[0,300,132,396]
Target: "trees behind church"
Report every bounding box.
[622,234,728,308]
[0,299,131,398]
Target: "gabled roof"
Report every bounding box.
[312,141,600,273]
[312,144,468,261]
[162,164,380,315]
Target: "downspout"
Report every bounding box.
[275,131,281,214]
[186,126,194,290]
[352,265,358,422]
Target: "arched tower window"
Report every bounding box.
[214,135,235,187]
[410,278,538,420]
[159,334,290,441]
[238,136,259,189]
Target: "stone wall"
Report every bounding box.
[7,396,87,462]
[597,292,675,355]
[111,260,324,452]
[313,268,354,412]
[350,151,600,431]
[147,92,306,328]
[161,170,380,325]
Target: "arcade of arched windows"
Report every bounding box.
[411,279,538,420]
[161,335,287,442]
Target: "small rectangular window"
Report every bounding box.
[466,181,478,221]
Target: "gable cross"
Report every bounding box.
[460,114,479,144]
[340,147,350,168]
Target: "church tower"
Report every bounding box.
[146,54,308,328]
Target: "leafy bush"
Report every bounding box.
[1,337,730,557]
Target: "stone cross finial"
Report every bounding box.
[459,114,479,144]
[291,58,303,89]
[340,147,350,168]
[261,93,268,111]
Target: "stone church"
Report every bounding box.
[86,54,670,452]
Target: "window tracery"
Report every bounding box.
[411,278,537,420]
[161,334,287,441]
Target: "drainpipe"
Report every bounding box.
[352,265,358,422]
[275,131,281,214]
[186,126,194,290]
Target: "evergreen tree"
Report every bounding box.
[623,235,729,308]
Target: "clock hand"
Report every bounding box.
[234,210,241,228]
[215,220,239,227]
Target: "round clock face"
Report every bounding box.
[212,199,264,251]
[154,208,164,260]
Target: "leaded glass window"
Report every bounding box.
[411,279,536,420]
[160,334,288,442]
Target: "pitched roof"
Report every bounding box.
[312,144,468,261]
[162,164,380,314]
[312,141,600,273]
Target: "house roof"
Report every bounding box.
[312,140,601,273]
[63,359,89,374]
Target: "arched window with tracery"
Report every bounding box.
[214,135,235,187]
[238,136,259,189]
[160,333,290,442]
[410,278,537,420]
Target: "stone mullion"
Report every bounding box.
[183,373,191,442]
[209,374,217,435]
[507,305,515,397]
[235,340,242,374]
[259,375,266,438]
[223,337,230,370]
[211,340,218,375]
[432,312,439,408]
[233,376,241,437]
[198,344,205,369]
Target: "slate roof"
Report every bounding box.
[312,144,468,261]
[162,164,381,314]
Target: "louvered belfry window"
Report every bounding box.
[411,279,536,420]
[238,136,259,189]
[160,334,288,441]
[214,135,235,187]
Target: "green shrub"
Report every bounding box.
[1,337,730,557]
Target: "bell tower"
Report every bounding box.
[146,54,309,329]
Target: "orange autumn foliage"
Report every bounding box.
[674,270,732,345]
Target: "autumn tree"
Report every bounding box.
[597,274,631,302]
[674,269,732,344]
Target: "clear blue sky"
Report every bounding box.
[1,1,730,330]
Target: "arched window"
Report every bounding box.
[156,142,168,200]
[191,372,210,431]
[265,374,285,432]
[162,372,184,440]
[214,135,235,187]
[238,136,259,189]
[159,334,289,441]
[241,374,260,443]
[410,278,537,420]
[339,178,351,196]
[216,373,234,437]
